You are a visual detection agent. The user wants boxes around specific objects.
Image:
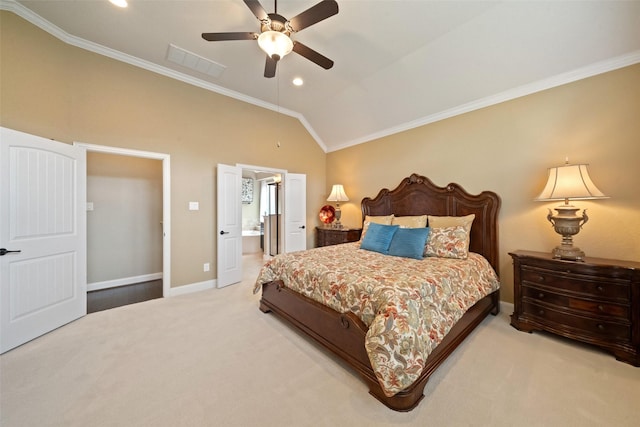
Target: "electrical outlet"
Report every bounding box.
[203,263,210,272]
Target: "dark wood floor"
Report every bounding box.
[87,280,163,313]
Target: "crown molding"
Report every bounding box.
[3,0,637,155]
[329,50,640,153]
[0,0,328,153]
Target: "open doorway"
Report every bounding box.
[85,152,163,312]
[217,164,305,288]
[241,169,282,259]
[239,165,287,260]
[74,143,171,302]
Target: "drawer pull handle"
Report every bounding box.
[597,305,604,312]
[538,309,545,316]
[538,292,545,299]
[597,324,605,330]
[597,286,604,292]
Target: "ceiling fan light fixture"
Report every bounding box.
[258,30,293,61]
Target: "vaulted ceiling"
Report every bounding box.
[5,0,640,152]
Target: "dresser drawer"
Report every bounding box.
[522,301,631,340]
[521,285,629,319]
[316,227,362,247]
[521,266,630,301]
[520,257,636,281]
[324,231,348,245]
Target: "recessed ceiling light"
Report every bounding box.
[292,77,303,86]
[109,0,128,8]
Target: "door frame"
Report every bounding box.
[74,143,171,297]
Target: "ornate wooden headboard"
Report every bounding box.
[361,173,501,272]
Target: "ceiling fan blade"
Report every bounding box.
[292,42,334,70]
[264,55,277,78]
[243,0,269,21]
[202,32,258,42]
[288,0,339,32]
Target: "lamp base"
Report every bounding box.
[333,206,343,229]
[552,245,585,261]
[546,204,589,262]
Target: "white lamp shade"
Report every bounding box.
[535,163,608,201]
[258,31,293,60]
[327,184,349,202]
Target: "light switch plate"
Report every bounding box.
[189,202,199,211]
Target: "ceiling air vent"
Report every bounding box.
[166,44,226,78]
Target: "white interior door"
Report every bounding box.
[216,164,242,288]
[284,173,307,253]
[1,127,87,353]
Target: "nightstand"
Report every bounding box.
[510,250,640,366]
[316,227,362,247]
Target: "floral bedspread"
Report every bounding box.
[253,242,500,397]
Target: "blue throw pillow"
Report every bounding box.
[388,227,431,259]
[360,223,399,254]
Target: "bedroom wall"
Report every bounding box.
[327,63,640,302]
[0,11,327,289]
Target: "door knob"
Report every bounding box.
[219,231,229,235]
[299,225,306,229]
[0,248,21,256]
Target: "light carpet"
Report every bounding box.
[1,254,639,426]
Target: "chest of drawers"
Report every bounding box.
[510,250,640,366]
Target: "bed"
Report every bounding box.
[254,173,501,411]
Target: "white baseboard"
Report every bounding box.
[167,279,216,297]
[87,272,163,292]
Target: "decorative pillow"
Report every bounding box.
[360,214,394,242]
[391,215,428,229]
[388,227,431,259]
[360,223,399,254]
[424,225,471,259]
[427,214,475,233]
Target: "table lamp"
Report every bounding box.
[535,161,608,260]
[327,184,349,228]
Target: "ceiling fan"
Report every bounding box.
[202,0,338,78]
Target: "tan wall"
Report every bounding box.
[328,64,640,302]
[0,12,326,289]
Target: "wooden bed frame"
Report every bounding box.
[258,173,501,411]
